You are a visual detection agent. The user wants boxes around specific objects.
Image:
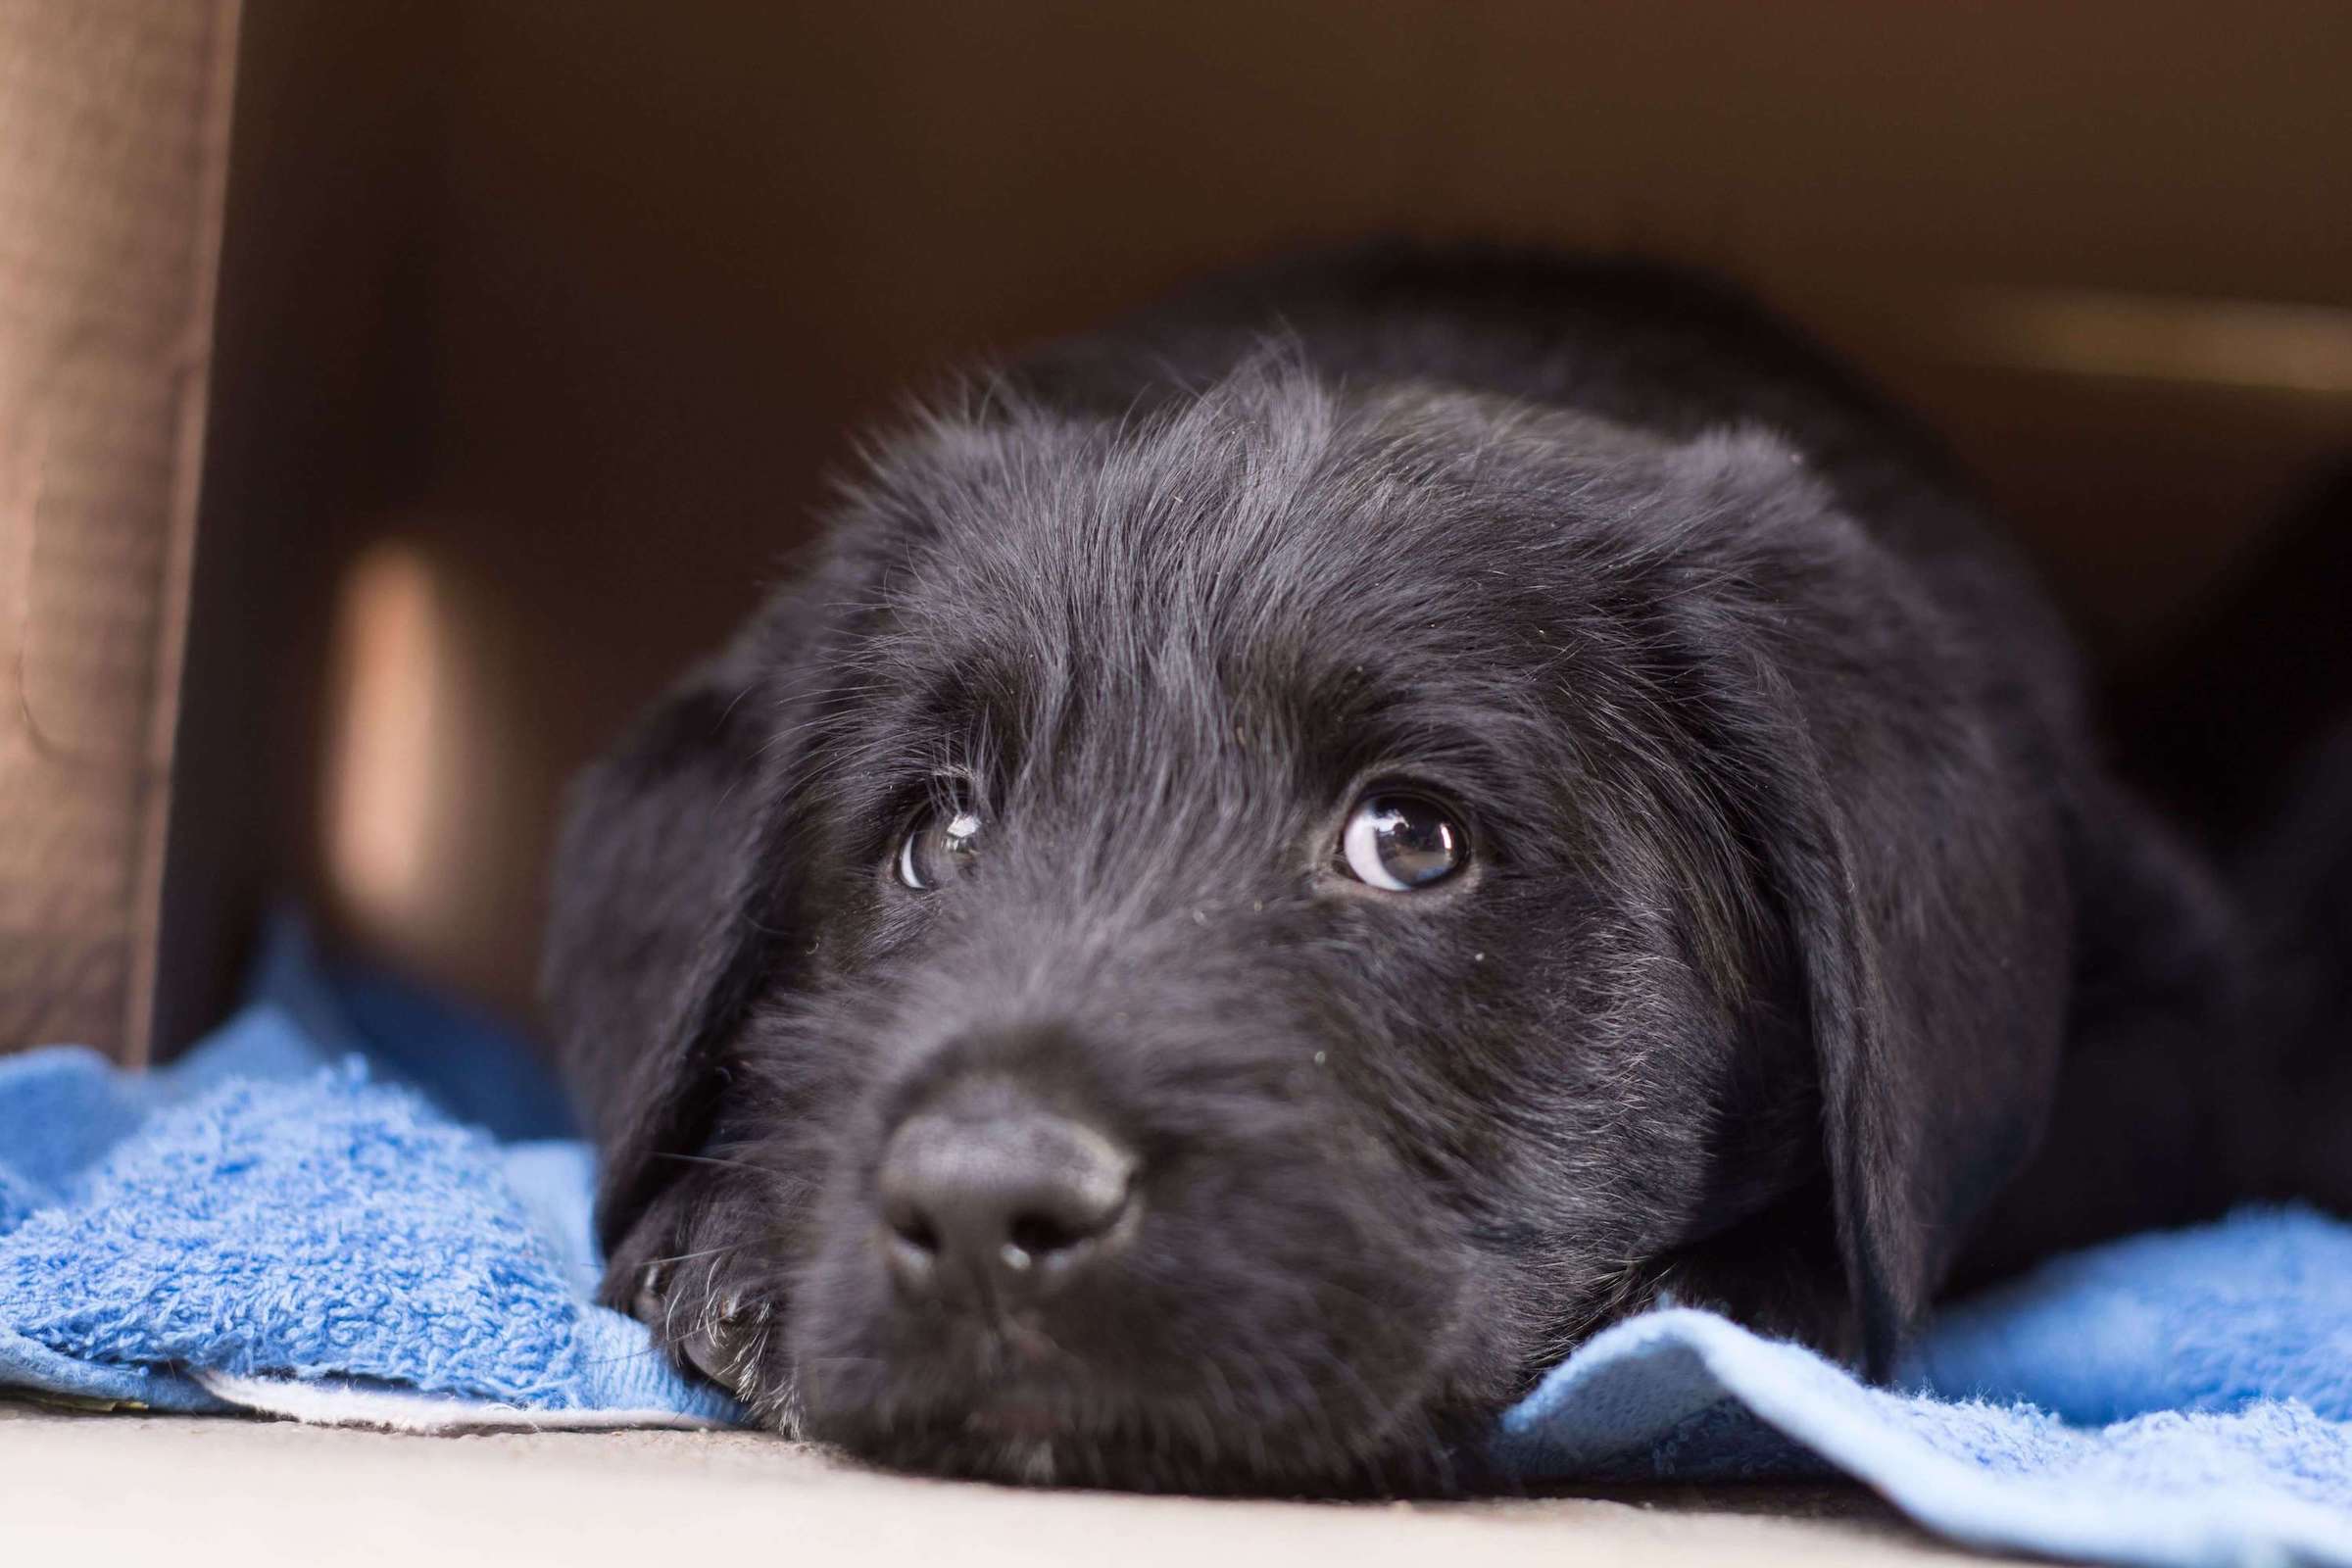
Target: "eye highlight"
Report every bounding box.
[894,793,985,891]
[1338,794,1468,892]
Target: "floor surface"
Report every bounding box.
[0,1399,2026,1565]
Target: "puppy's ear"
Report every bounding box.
[1669,432,2069,1375]
[540,597,817,1269]
[1762,754,2063,1374]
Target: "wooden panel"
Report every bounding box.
[0,0,239,1056]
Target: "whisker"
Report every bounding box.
[636,1241,746,1267]
[652,1151,770,1175]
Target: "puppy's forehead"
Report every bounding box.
[863,374,1599,709]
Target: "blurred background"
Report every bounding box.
[5,1,2350,1062]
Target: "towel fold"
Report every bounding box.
[1,920,2346,1565]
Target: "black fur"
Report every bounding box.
[542,248,2308,1494]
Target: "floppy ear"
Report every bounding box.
[1665,435,2071,1375]
[1759,742,2065,1374]
[540,591,828,1271]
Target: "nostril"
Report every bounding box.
[890,1210,941,1255]
[1010,1158,1133,1257]
[1007,1210,1082,1258]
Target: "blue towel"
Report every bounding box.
[0,925,734,1427]
[2,926,2348,1566]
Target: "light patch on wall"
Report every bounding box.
[1931,289,2352,396]
[321,540,446,940]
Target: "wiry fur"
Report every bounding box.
[542,249,2291,1494]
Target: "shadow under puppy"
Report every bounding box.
[543,249,2293,1494]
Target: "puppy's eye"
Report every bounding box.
[895,799,984,891]
[1339,794,1467,892]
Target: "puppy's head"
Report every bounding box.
[544,360,2066,1492]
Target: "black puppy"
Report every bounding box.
[543,249,2296,1494]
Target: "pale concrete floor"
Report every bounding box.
[0,1400,2026,1567]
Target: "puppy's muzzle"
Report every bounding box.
[877,1075,1139,1312]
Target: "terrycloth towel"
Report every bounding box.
[0,925,735,1429]
[2,928,2349,1567]
[1502,1229,2352,1567]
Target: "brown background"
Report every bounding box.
[27,1,2351,1054]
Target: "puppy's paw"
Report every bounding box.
[608,1179,805,1432]
[629,1261,767,1389]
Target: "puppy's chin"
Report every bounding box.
[795,1361,1484,1496]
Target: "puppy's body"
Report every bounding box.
[545,250,2290,1493]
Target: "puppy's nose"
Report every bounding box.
[877,1087,1136,1308]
